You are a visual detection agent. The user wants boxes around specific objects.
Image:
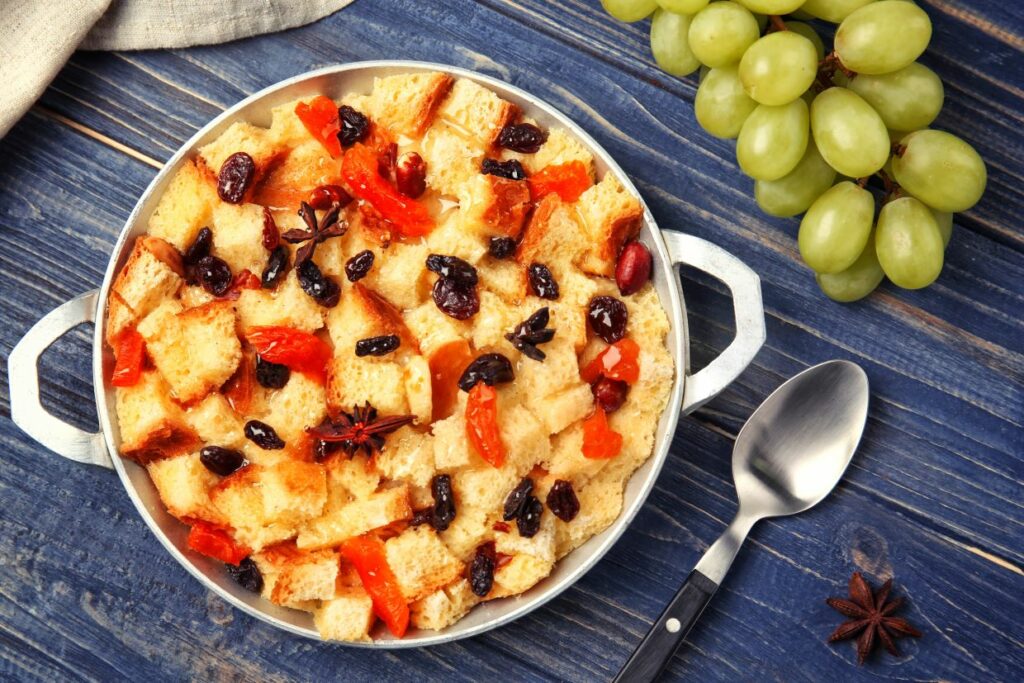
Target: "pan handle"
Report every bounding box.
[8,290,112,469]
[663,232,765,414]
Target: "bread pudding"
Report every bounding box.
[105,71,674,641]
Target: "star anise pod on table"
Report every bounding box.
[827,572,922,665]
[281,201,347,265]
[307,403,414,459]
[505,307,555,361]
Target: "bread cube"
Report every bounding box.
[325,455,381,503]
[516,195,586,278]
[490,554,553,598]
[436,78,518,146]
[107,236,184,345]
[403,355,433,426]
[178,284,216,309]
[402,302,468,358]
[495,512,556,564]
[325,282,413,352]
[137,301,242,404]
[410,578,480,631]
[453,466,520,513]
[419,123,485,199]
[262,371,327,445]
[268,551,340,607]
[374,426,435,489]
[501,127,595,177]
[116,370,198,463]
[439,504,492,562]
[431,408,475,471]
[148,159,218,251]
[314,588,376,642]
[384,525,464,602]
[147,452,224,523]
[210,466,298,551]
[546,267,600,351]
[269,97,320,148]
[327,354,410,418]
[105,292,137,345]
[556,468,626,557]
[252,141,342,209]
[497,400,551,475]
[477,259,526,305]
[198,121,284,192]
[366,71,454,138]
[369,241,433,311]
[515,335,591,434]
[297,484,411,550]
[185,393,245,448]
[460,174,531,238]
[469,291,520,354]
[260,460,327,526]
[575,174,643,277]
[210,202,270,276]
[236,270,324,333]
[425,212,488,264]
[543,422,608,486]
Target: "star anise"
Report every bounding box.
[307,403,414,458]
[505,307,555,361]
[827,572,922,665]
[281,201,347,266]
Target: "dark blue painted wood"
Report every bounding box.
[1,1,1022,681]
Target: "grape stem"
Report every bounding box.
[856,177,870,189]
[767,15,788,33]
[876,169,902,201]
[891,143,907,158]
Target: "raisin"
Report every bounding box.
[355,335,401,357]
[432,277,479,320]
[196,255,233,296]
[528,263,559,300]
[184,227,213,267]
[345,249,375,282]
[503,477,534,521]
[217,152,255,204]
[226,557,263,593]
[255,355,290,389]
[592,377,629,413]
[261,245,289,290]
[199,446,245,476]
[244,420,285,450]
[458,353,514,392]
[481,158,526,180]
[469,542,497,597]
[587,295,628,344]
[516,496,543,538]
[546,479,580,522]
[308,184,352,211]
[261,208,280,251]
[338,105,370,147]
[426,254,478,286]
[431,474,456,532]
[410,508,433,527]
[498,123,548,154]
[297,259,340,308]
[488,236,517,259]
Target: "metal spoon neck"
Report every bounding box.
[693,513,759,585]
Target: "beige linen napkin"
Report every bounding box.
[0,0,355,138]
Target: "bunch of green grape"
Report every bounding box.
[601,0,987,302]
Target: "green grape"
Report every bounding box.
[875,196,944,288]
[847,63,943,131]
[602,0,659,22]
[816,238,886,302]
[810,87,889,178]
[650,10,701,76]
[695,66,759,138]
[891,130,987,212]
[800,0,875,23]
[656,0,709,12]
[835,0,931,74]
[735,0,806,13]
[799,181,875,273]
[755,141,837,217]
[739,32,819,105]
[932,209,953,247]
[736,99,809,181]
[688,2,760,68]
[785,21,826,60]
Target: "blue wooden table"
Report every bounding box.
[1,1,1021,680]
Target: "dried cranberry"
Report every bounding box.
[469,542,496,597]
[593,377,629,413]
[505,307,555,361]
[493,521,510,533]
[345,250,375,282]
[410,508,433,527]
[615,241,653,295]
[297,259,340,308]
[395,152,427,199]
[261,245,289,290]
[458,353,515,392]
[426,254,478,286]
[488,236,517,259]
[196,255,233,296]
[481,158,526,180]
[546,479,580,522]
[431,474,456,532]
[244,420,285,450]
[226,557,263,593]
[184,227,213,267]
[516,496,543,538]
[432,277,479,320]
[498,123,548,153]
[308,184,352,211]
[261,208,280,251]
[503,477,534,521]
[337,105,370,148]
[217,152,255,204]
[587,295,628,344]
[255,355,290,389]
[355,334,401,357]
[199,446,245,476]
[528,263,559,300]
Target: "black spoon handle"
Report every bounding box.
[613,570,719,683]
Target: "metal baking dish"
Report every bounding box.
[9,61,765,647]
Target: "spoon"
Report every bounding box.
[614,360,869,682]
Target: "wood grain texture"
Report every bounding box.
[1,1,1022,681]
